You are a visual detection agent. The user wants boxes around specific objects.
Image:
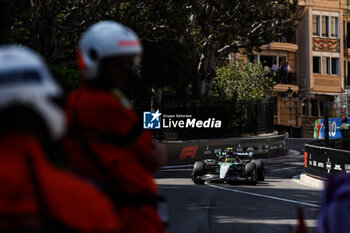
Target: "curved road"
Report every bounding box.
[156,151,321,233]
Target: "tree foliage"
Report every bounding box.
[2,0,298,102]
[7,0,115,63]
[113,0,297,100]
[141,40,196,98]
[212,60,275,103]
[181,0,298,98]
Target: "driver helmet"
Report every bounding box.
[225,157,235,163]
[77,20,142,80]
[0,45,65,139]
[226,147,234,155]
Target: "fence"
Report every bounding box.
[272,72,297,85]
[152,99,274,141]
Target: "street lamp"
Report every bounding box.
[287,87,293,98]
[283,87,298,137]
[293,92,298,104]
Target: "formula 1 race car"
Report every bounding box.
[192,148,265,185]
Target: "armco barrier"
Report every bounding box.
[304,141,350,178]
[163,132,289,166]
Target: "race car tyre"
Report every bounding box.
[252,159,265,181]
[244,162,257,185]
[192,161,205,184]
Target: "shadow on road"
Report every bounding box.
[158,183,320,233]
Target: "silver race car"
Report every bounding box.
[192,148,264,185]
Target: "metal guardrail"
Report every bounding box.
[304,140,350,178]
[164,132,289,166]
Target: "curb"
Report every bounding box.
[293,173,325,189]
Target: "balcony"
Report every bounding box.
[273,72,297,85]
[261,42,298,52]
[272,34,296,44]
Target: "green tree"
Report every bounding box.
[212,60,275,103]
[182,0,298,98]
[4,0,297,103]
[141,40,196,106]
[111,0,297,101]
[8,0,113,63]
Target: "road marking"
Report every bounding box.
[272,166,300,172]
[208,184,320,208]
[214,216,317,227]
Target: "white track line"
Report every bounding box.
[208,184,320,208]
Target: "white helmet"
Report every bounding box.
[78,20,142,80]
[0,46,65,139]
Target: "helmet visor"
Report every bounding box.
[0,70,41,84]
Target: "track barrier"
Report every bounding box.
[304,140,350,178]
[163,132,289,166]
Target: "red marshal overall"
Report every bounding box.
[0,134,120,233]
[64,86,165,233]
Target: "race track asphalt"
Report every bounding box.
[155,138,321,233]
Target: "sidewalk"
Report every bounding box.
[293,173,325,190]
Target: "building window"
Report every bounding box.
[314,14,339,38]
[311,99,319,116]
[322,57,330,74]
[279,56,286,65]
[260,55,277,68]
[331,58,339,75]
[248,54,258,63]
[313,56,339,75]
[313,56,321,73]
[331,17,339,37]
[322,16,329,37]
[313,15,320,36]
[319,101,324,116]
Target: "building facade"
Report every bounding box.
[235,0,350,137]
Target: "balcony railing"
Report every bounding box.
[272,35,296,44]
[268,71,297,85]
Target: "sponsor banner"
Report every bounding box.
[164,133,289,166]
[305,143,350,177]
[314,118,343,139]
